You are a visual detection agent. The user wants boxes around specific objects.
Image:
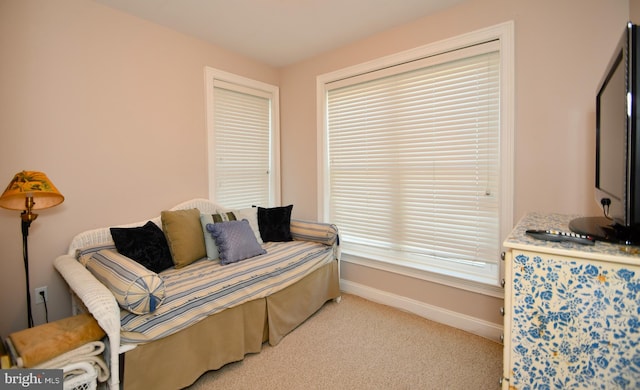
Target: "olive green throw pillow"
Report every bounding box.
[161,208,206,268]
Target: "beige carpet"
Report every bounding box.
[186,294,502,389]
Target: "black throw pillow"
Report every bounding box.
[257,205,293,242]
[110,221,174,273]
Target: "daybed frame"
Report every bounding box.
[54,199,341,390]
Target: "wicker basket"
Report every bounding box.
[63,362,98,390]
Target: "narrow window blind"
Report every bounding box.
[213,82,272,209]
[326,43,500,283]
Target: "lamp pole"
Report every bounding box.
[21,200,37,328]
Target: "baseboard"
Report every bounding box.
[340,279,503,343]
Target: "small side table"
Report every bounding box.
[0,337,10,368]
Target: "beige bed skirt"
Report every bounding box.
[120,260,340,390]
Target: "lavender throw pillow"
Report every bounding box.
[206,219,266,265]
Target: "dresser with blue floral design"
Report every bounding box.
[502,213,640,390]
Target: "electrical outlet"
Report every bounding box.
[35,286,48,304]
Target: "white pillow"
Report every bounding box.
[232,207,263,244]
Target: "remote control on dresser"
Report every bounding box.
[525,229,595,245]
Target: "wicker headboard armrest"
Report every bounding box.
[66,198,221,256]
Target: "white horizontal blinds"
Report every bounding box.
[327,42,500,274]
[213,80,271,209]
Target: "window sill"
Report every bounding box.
[341,251,504,299]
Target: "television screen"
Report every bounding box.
[570,23,640,245]
[595,49,627,223]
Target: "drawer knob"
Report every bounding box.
[501,278,506,288]
[500,307,505,316]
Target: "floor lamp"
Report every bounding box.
[0,171,64,328]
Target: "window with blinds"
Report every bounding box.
[205,68,280,209]
[321,34,512,285]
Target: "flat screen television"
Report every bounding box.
[570,22,640,245]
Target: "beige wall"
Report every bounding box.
[633,0,640,24]
[0,0,278,336]
[279,0,629,334]
[0,0,630,339]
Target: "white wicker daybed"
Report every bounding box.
[54,198,341,390]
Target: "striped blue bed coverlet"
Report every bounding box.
[119,240,334,343]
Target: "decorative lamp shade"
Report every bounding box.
[0,171,64,211]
